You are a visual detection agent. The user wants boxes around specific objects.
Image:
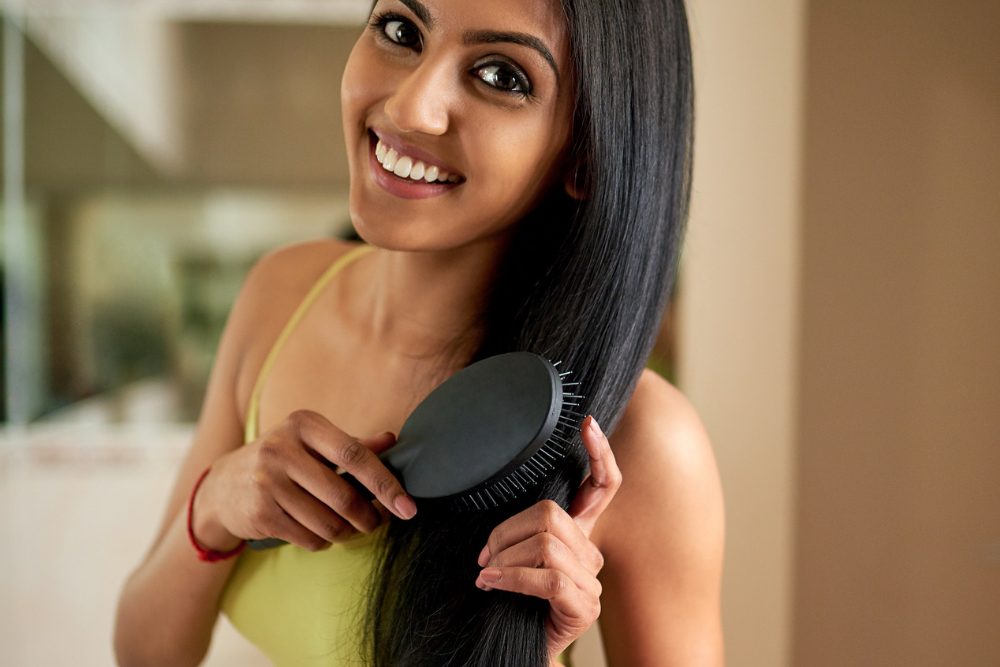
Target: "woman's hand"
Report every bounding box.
[474,415,622,662]
[192,409,417,552]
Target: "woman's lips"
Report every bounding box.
[367,131,463,200]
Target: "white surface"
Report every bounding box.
[0,424,268,666]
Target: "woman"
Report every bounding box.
[114,0,724,665]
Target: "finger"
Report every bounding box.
[486,532,603,598]
[290,410,416,520]
[568,416,622,532]
[316,432,396,473]
[479,500,604,576]
[474,567,596,620]
[272,476,365,540]
[285,448,383,533]
[257,497,332,552]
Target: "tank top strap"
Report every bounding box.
[244,244,374,443]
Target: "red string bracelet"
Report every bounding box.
[187,466,246,563]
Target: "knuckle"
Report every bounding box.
[248,497,273,527]
[545,572,567,597]
[536,533,558,564]
[255,440,282,465]
[339,439,366,467]
[538,499,562,524]
[248,462,277,493]
[326,483,356,511]
[591,547,605,572]
[373,474,397,499]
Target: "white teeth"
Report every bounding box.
[383,148,398,171]
[393,156,413,178]
[375,137,457,184]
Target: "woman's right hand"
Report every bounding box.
[191,409,418,552]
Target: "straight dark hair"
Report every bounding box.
[361,0,694,664]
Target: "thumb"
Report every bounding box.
[360,431,397,455]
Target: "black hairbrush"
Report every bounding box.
[249,351,583,550]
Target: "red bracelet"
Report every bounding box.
[187,466,246,563]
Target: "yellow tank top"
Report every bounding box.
[220,244,379,666]
[219,243,574,666]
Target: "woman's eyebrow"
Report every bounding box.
[399,0,435,27]
[395,0,560,83]
[462,30,560,83]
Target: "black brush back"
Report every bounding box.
[387,351,567,505]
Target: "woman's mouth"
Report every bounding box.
[367,130,464,200]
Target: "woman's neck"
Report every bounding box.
[349,237,509,365]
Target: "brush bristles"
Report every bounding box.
[453,435,577,512]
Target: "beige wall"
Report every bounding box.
[681,0,999,664]
[679,1,806,665]
[794,1,1000,664]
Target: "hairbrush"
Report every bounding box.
[249,351,583,550]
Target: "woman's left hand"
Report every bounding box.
[474,415,622,663]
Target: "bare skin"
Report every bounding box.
[115,0,724,664]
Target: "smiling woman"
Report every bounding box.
[341,0,575,252]
[114,1,723,666]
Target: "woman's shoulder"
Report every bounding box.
[243,238,362,301]
[226,238,364,415]
[594,369,724,550]
[232,238,364,330]
[591,372,725,664]
[614,370,713,459]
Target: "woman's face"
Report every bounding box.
[341,0,575,251]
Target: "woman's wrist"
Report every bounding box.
[190,467,243,553]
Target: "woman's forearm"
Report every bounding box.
[114,504,239,667]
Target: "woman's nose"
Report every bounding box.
[383,61,452,136]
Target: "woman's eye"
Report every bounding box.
[474,63,530,95]
[377,16,421,49]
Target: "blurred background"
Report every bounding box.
[0,0,997,665]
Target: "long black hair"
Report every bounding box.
[361,0,694,664]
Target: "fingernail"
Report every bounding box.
[480,567,502,583]
[477,545,490,567]
[588,416,603,436]
[393,495,417,520]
